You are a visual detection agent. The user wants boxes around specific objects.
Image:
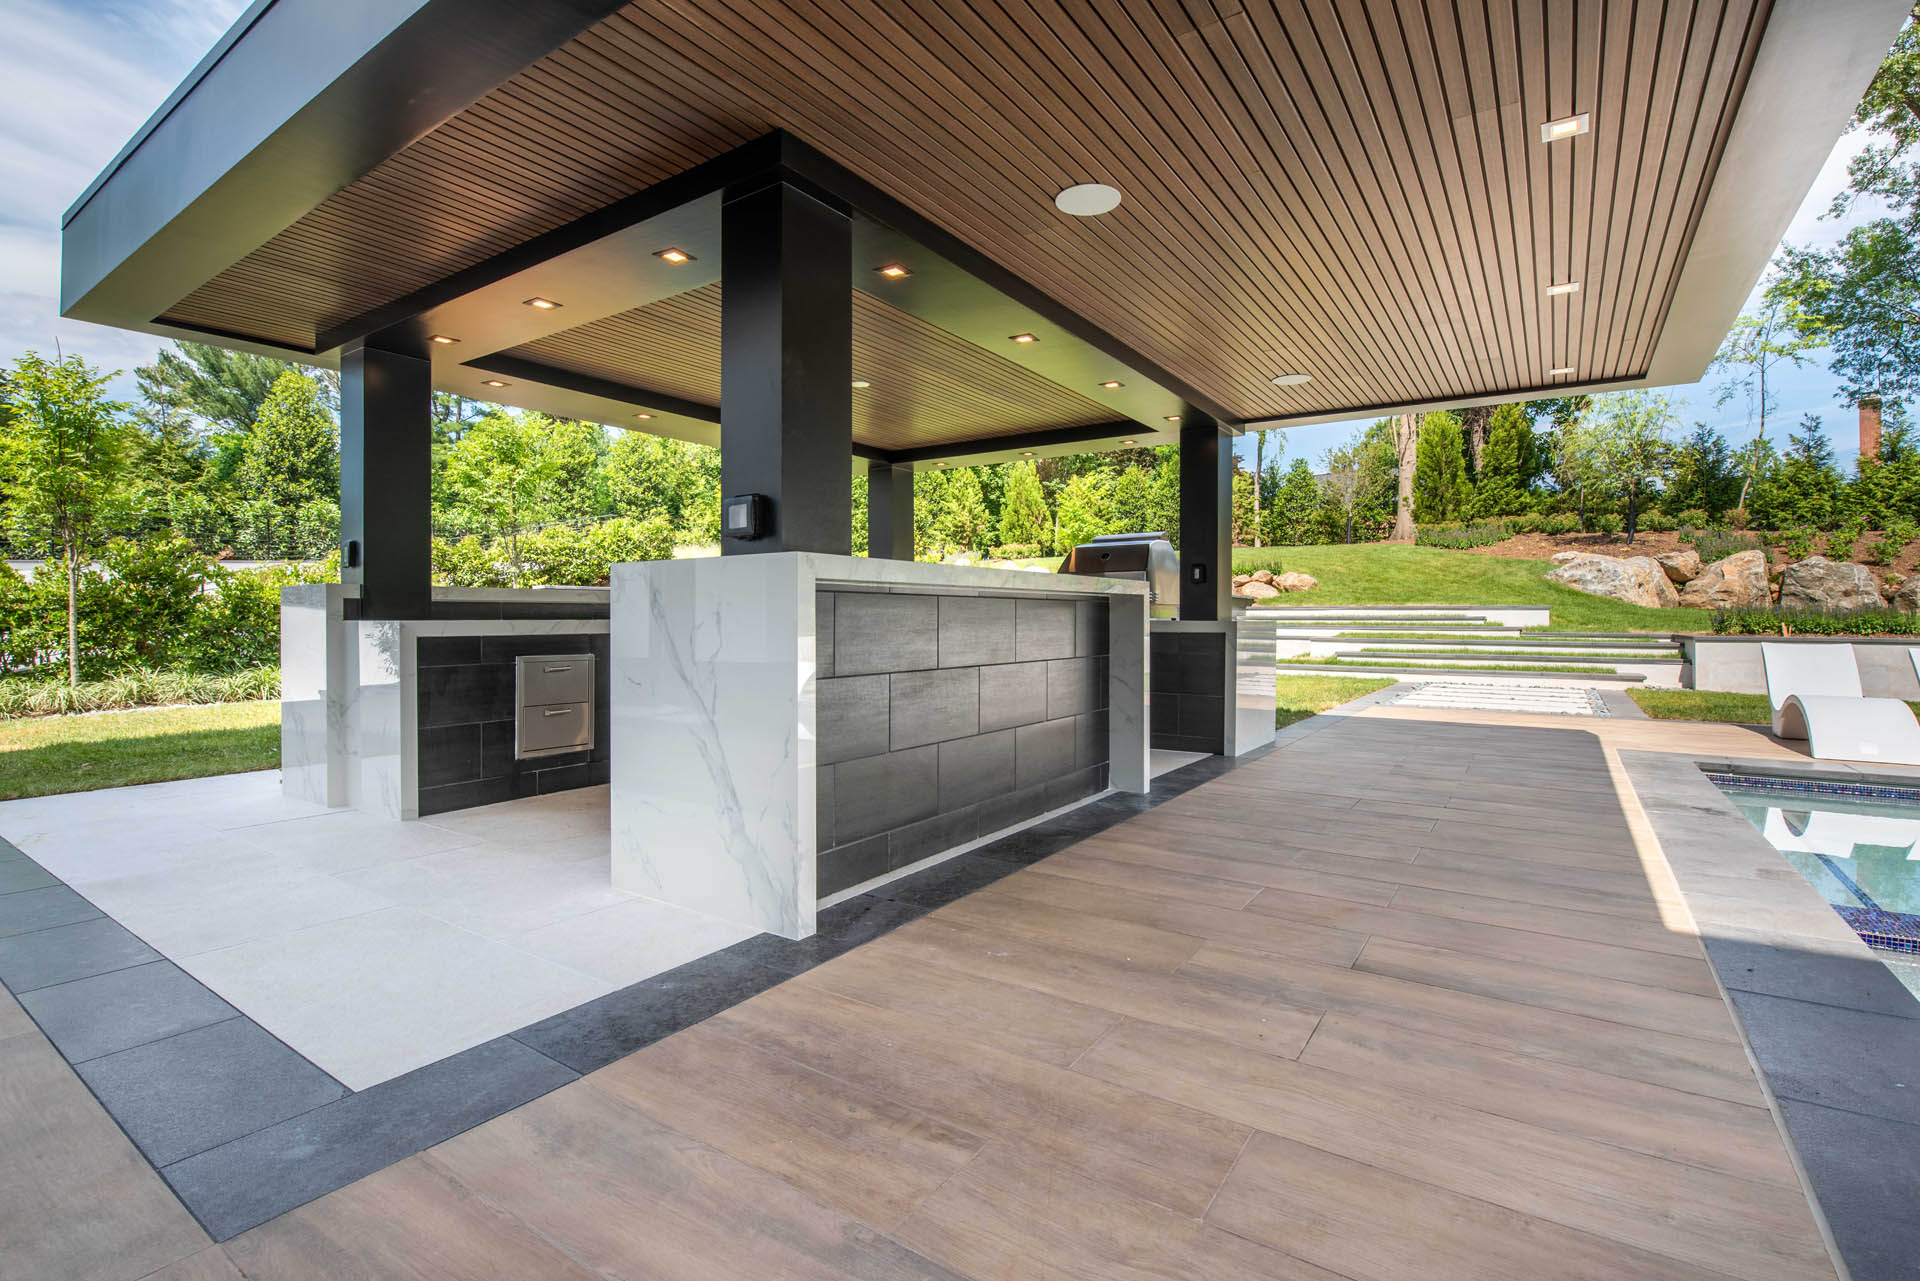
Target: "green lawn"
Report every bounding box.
[1628,688,1920,725]
[1281,657,1617,675]
[1275,673,1397,728]
[1235,544,1710,634]
[0,701,280,800]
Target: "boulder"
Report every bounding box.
[1777,556,1885,612]
[1893,578,1920,614]
[1654,549,1703,584]
[1250,568,1276,584]
[1677,550,1771,609]
[1273,572,1318,592]
[1550,550,1585,564]
[1545,554,1678,608]
[1238,580,1282,600]
[1231,574,1252,588]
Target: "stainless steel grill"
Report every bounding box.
[1057,531,1178,618]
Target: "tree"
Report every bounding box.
[1264,458,1321,545]
[1550,416,1605,531]
[607,432,719,543]
[439,413,565,576]
[0,353,134,686]
[1468,403,1534,518]
[1412,412,1472,522]
[1390,413,1417,541]
[1231,467,1256,544]
[1751,416,1844,529]
[926,465,993,555]
[236,371,339,555]
[1583,391,1677,543]
[137,341,338,484]
[1250,432,1265,546]
[1321,426,1395,543]
[1711,298,1820,509]
[1108,465,1156,538]
[997,460,1049,548]
[1664,424,1742,518]
[1053,472,1111,552]
[1458,405,1492,476]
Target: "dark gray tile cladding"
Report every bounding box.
[1015,599,1076,661]
[1015,718,1077,789]
[831,746,939,843]
[979,662,1048,732]
[832,593,937,675]
[937,596,1016,668]
[817,675,890,765]
[938,729,1017,811]
[889,668,979,750]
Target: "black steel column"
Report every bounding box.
[1178,416,1233,620]
[339,340,432,618]
[720,179,853,555]
[866,460,914,560]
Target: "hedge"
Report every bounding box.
[0,666,280,717]
[1711,607,1920,637]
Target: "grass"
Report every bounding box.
[1279,657,1618,674]
[1275,673,1396,728]
[1234,544,1711,634]
[1354,647,1664,660]
[1627,688,1920,724]
[0,700,280,800]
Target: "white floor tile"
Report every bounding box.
[509,897,754,986]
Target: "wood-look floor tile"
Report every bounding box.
[1015,847,1264,907]
[1352,936,1737,1041]
[975,871,1368,967]
[1283,846,1660,920]
[707,981,1251,1218]
[1245,887,1718,994]
[1298,1012,1802,1189]
[586,1019,986,1227]
[0,1026,209,1281]
[137,1247,243,1280]
[1078,1020,1831,1280]
[876,914,1322,1058]
[790,945,1120,1067]
[224,1156,597,1281]
[1075,840,1400,904]
[424,1084,963,1280]
[1387,884,1702,957]
[1207,1130,1742,1281]
[1178,943,1762,1104]
[894,1141,1346,1281]
[930,886,1206,971]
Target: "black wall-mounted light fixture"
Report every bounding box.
[722,494,769,540]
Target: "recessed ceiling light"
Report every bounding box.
[1549,366,1575,376]
[1020,451,1036,457]
[1010,333,1038,344]
[1119,439,1137,446]
[1099,380,1123,389]
[851,380,870,389]
[1271,373,1313,387]
[1545,281,1582,297]
[876,264,911,279]
[1539,113,1590,143]
[523,297,561,310]
[429,334,458,345]
[634,412,653,420]
[481,379,508,388]
[1164,415,1180,422]
[934,461,949,468]
[1055,183,1123,216]
[655,248,694,264]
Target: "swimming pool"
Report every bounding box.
[1712,772,1920,998]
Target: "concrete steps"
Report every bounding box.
[1249,604,1681,687]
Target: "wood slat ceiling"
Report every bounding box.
[159,0,1771,423]
[511,283,1124,450]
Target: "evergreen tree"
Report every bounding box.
[1231,467,1256,544]
[1468,403,1533,517]
[1663,423,1742,518]
[1108,465,1156,537]
[1751,416,1844,529]
[924,465,993,555]
[1054,472,1111,552]
[1264,458,1322,545]
[1412,411,1472,522]
[236,371,338,555]
[996,460,1049,549]
[607,432,719,543]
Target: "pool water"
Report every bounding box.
[1714,774,1920,999]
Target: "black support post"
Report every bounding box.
[866,460,915,560]
[1178,417,1234,621]
[719,179,853,555]
[339,340,432,619]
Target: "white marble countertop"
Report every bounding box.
[797,552,1148,598]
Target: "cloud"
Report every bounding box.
[0,0,245,393]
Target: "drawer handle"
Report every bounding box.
[541,708,572,717]
[542,664,573,673]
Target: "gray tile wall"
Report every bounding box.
[815,590,1110,897]
[1150,629,1226,754]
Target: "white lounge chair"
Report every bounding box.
[1761,806,1920,858]
[1762,642,1920,765]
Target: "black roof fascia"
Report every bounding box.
[462,355,720,426]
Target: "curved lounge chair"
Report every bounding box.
[1762,642,1920,766]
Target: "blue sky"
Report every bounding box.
[0,0,1888,471]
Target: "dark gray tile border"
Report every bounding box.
[0,914,161,992]
[0,856,61,894]
[19,961,238,1063]
[74,1017,348,1167]
[1620,747,1920,1281]
[0,727,1286,1242]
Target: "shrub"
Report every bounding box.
[1532,513,1580,536]
[1828,517,1870,562]
[1637,511,1678,533]
[990,543,1046,560]
[1590,514,1623,535]
[1866,521,1919,566]
[1674,509,1711,530]
[1686,529,1761,564]
[0,665,280,717]
[434,517,673,588]
[1416,523,1510,549]
[1712,607,1920,637]
[1778,527,1819,561]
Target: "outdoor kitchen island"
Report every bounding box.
[606,553,1149,940]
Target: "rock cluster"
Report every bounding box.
[1676,550,1769,609]
[1776,556,1885,612]
[1232,569,1316,598]
[1546,548,1774,609]
[1544,553,1678,608]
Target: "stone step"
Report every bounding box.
[1275,660,1648,684]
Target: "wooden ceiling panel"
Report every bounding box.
[159,0,1771,423]
[510,284,1122,450]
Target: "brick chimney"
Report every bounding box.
[1861,396,1883,462]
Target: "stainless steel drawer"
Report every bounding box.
[517,700,592,758]
[517,654,594,706]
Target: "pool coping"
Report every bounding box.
[1620,748,1920,1281]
